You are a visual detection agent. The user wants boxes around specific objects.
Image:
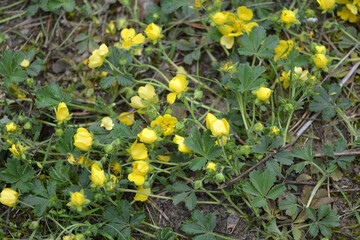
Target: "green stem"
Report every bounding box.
[0,11,26,24]
[306,174,326,208]
[236,93,249,131]
[283,110,294,146]
[183,97,206,130]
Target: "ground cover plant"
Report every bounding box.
[0,0,360,239]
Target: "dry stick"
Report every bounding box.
[218,53,360,190]
[314,149,360,158]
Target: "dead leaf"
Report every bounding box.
[296,174,312,182]
[226,213,240,234]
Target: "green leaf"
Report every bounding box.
[189,157,207,171]
[238,26,278,58]
[116,73,133,87]
[252,136,271,154]
[110,122,135,139]
[184,128,221,161]
[307,204,340,238]
[0,50,27,88]
[156,228,175,240]
[161,0,188,14]
[35,83,71,108]
[252,196,267,207]
[167,182,192,192]
[249,169,276,197]
[309,84,341,119]
[267,184,285,199]
[279,194,299,218]
[273,151,293,165]
[0,158,35,192]
[228,63,265,93]
[55,128,75,154]
[182,210,217,239]
[270,136,284,149]
[338,27,360,49]
[322,144,335,158]
[291,146,313,162]
[185,192,197,210]
[49,161,70,185]
[173,192,190,205]
[101,77,116,89]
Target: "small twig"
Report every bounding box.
[314,149,360,158]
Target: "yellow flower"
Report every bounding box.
[118,112,135,126]
[105,20,116,34]
[210,119,230,137]
[70,192,86,207]
[206,162,216,172]
[63,235,75,240]
[213,12,229,26]
[256,87,272,101]
[144,23,161,41]
[74,128,93,151]
[17,91,26,99]
[67,153,76,165]
[279,71,290,89]
[130,140,148,160]
[281,10,296,25]
[313,54,328,69]
[100,117,114,131]
[150,114,178,136]
[121,28,145,49]
[6,122,17,132]
[134,186,151,202]
[54,102,70,123]
[167,92,177,104]
[274,40,294,61]
[315,45,327,54]
[270,126,280,135]
[138,84,157,101]
[173,135,192,154]
[130,96,146,109]
[20,59,30,68]
[0,188,18,207]
[98,43,109,56]
[91,164,106,186]
[88,52,104,68]
[220,35,235,49]
[138,128,158,144]
[317,0,335,11]
[337,6,358,23]
[169,76,187,94]
[109,174,118,191]
[128,161,150,185]
[9,144,24,157]
[206,113,218,129]
[110,162,122,175]
[158,155,170,162]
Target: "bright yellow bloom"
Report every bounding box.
[130,96,146,109]
[138,84,157,101]
[279,71,290,89]
[176,66,187,78]
[6,122,17,132]
[91,164,106,186]
[100,117,114,131]
[54,102,70,123]
[70,192,86,207]
[210,119,230,137]
[20,59,30,68]
[63,235,75,240]
[270,126,280,135]
[313,54,328,69]
[121,28,145,49]
[110,162,122,175]
[150,114,178,136]
[134,186,151,202]
[315,45,327,54]
[74,128,93,151]
[67,153,76,165]
[17,91,26,99]
[256,87,272,101]
[274,40,294,61]
[206,162,216,172]
[144,23,161,41]
[218,6,258,49]
[317,0,335,11]
[158,155,170,162]
[337,6,358,23]
[169,76,187,93]
[167,92,177,104]
[128,161,150,185]
[173,135,192,154]
[281,10,296,25]
[88,44,108,68]
[130,140,148,160]
[213,12,229,26]
[138,128,158,144]
[0,188,18,207]
[206,113,218,129]
[109,174,118,191]
[98,43,109,56]
[9,144,24,157]
[118,112,135,126]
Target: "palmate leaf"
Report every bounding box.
[238,26,278,58]
[35,83,71,108]
[0,50,27,88]
[167,182,197,210]
[228,63,265,93]
[309,84,341,119]
[0,158,35,192]
[307,204,340,238]
[182,210,217,240]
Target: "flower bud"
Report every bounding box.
[143,181,150,189]
[74,128,93,151]
[0,188,18,207]
[104,145,113,153]
[145,23,161,41]
[215,173,225,182]
[91,164,106,186]
[194,89,203,100]
[138,128,158,144]
[256,87,271,101]
[281,10,296,25]
[55,128,63,137]
[54,102,70,123]
[194,180,203,189]
[20,59,30,68]
[23,122,32,130]
[70,192,86,207]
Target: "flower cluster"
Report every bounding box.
[130,84,158,113]
[337,0,360,22]
[88,43,109,68]
[213,6,258,49]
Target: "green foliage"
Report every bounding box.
[227,63,265,93]
[307,204,340,238]
[167,182,197,210]
[243,169,285,207]
[182,210,217,240]
[238,26,279,58]
[102,200,145,239]
[321,138,355,169]
[49,161,71,186]
[160,0,190,14]
[184,128,222,170]
[35,83,72,108]
[156,228,175,240]
[0,50,27,89]
[27,0,75,15]
[0,158,35,192]
[279,194,299,220]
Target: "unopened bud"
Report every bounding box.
[194,180,203,189]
